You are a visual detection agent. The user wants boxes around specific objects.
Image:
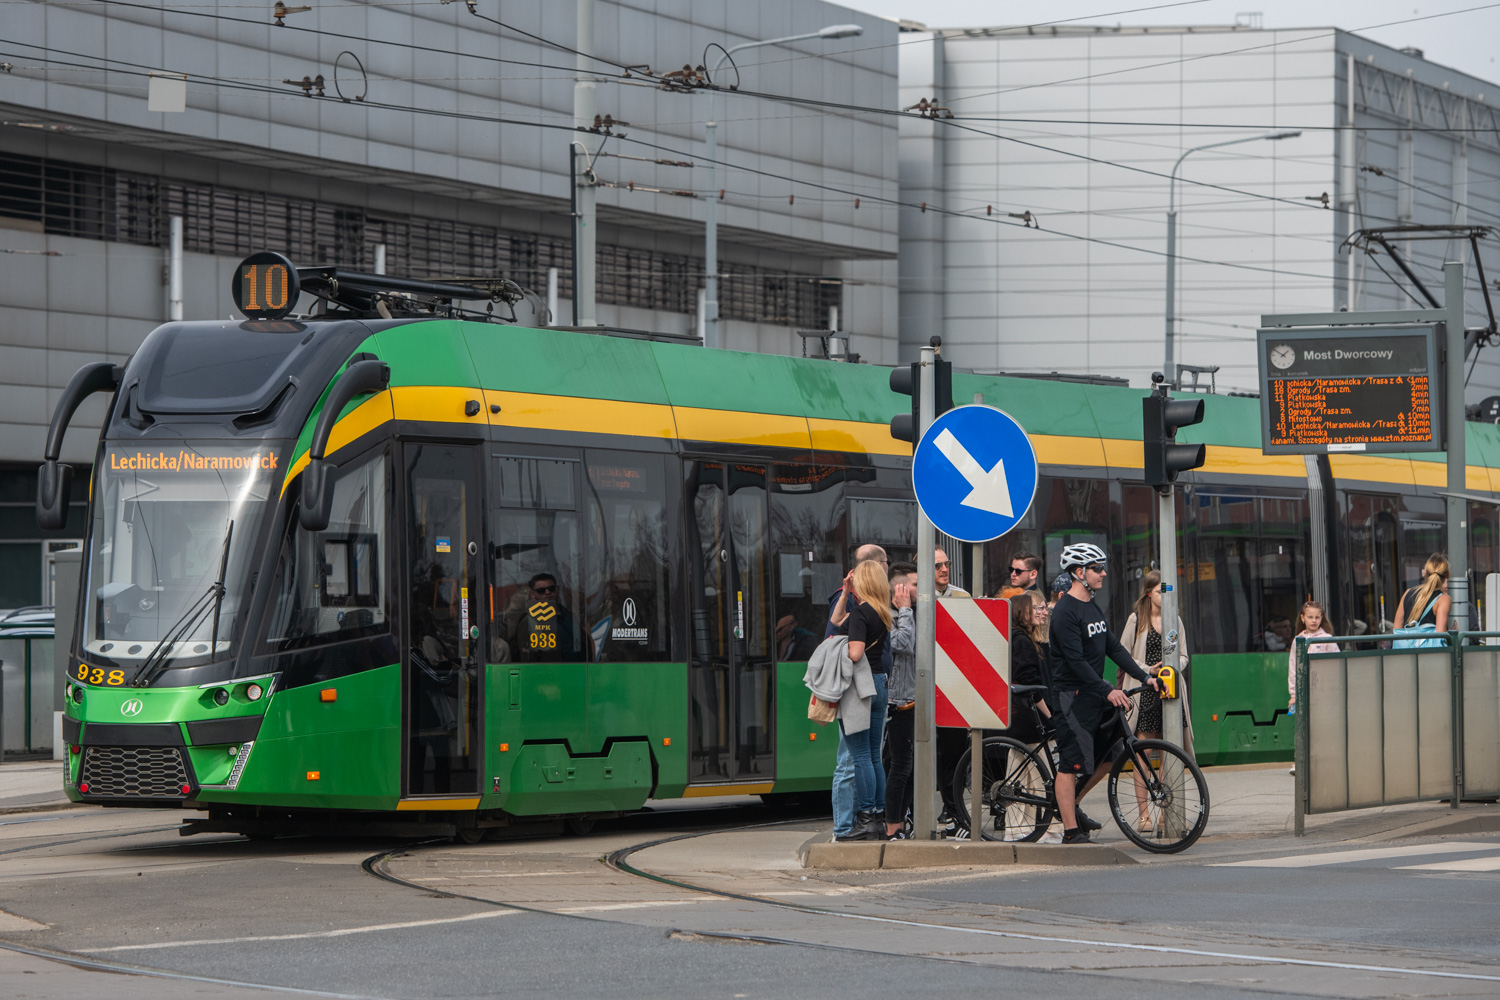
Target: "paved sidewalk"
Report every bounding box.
[0,760,71,814]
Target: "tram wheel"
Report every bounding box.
[455,826,485,845]
[564,817,596,836]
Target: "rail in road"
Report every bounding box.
[1,804,1499,999]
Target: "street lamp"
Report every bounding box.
[702,24,863,349]
[1163,130,1301,382]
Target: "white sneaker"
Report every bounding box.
[1288,766,1296,776]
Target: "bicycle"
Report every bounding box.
[950,684,1210,853]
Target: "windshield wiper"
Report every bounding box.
[131,520,235,688]
[209,520,234,650]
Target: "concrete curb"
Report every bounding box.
[1374,805,1500,841]
[798,835,1135,869]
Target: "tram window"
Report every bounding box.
[490,457,585,663]
[266,451,389,647]
[1184,490,1310,654]
[771,465,846,659]
[494,456,576,510]
[848,497,915,566]
[583,452,671,662]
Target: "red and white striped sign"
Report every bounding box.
[935,597,1011,729]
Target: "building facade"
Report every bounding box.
[0,0,901,608]
[897,24,1500,396]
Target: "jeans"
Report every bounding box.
[839,673,888,819]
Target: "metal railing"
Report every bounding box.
[1293,630,1500,834]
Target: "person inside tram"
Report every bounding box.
[775,612,819,662]
[504,572,579,662]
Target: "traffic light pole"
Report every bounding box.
[913,342,938,842]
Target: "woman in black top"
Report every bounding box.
[1005,591,1051,744]
[1393,553,1451,634]
[841,559,892,835]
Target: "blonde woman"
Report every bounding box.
[1392,553,1451,641]
[834,559,894,840]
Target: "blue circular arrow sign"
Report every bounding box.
[912,405,1039,543]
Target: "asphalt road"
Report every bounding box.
[1,801,1498,1000]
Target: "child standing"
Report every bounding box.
[1287,601,1338,776]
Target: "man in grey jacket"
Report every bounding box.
[883,561,917,837]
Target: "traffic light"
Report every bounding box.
[1142,374,1206,489]
[889,357,953,446]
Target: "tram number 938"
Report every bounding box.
[73,665,126,686]
[528,633,557,650]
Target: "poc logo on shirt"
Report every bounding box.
[1087,621,1108,638]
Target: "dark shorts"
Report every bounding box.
[1053,689,1120,777]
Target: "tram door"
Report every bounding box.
[403,443,483,797]
[687,460,775,784]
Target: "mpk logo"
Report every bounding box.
[120,698,144,717]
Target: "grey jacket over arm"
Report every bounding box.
[803,634,876,733]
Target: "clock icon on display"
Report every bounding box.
[1270,344,1297,370]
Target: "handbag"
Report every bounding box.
[807,693,837,724]
[1392,592,1445,649]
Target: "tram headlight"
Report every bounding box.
[246,684,264,701]
[70,685,83,704]
[212,688,229,707]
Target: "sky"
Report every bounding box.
[840,1,1500,83]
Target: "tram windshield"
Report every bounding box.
[82,442,284,669]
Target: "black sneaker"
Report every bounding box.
[1074,808,1103,832]
[1061,828,1092,845]
[940,820,970,840]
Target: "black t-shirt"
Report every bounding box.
[845,601,889,674]
[1048,593,1147,699]
[1401,588,1442,626]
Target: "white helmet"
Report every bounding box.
[1059,542,1107,571]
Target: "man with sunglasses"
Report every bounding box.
[1009,552,1042,593]
[504,572,578,663]
[1049,543,1159,844]
[933,547,969,599]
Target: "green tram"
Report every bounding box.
[45,255,1500,836]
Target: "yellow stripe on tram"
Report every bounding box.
[273,382,1500,495]
[395,798,481,811]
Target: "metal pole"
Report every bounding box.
[969,540,985,841]
[572,0,597,327]
[168,215,183,322]
[1294,636,1307,836]
[373,243,386,276]
[1451,628,1464,809]
[704,119,719,350]
[914,342,938,841]
[1163,209,1175,384]
[546,267,559,325]
[1445,261,1468,631]
[1158,478,1187,837]
[570,145,580,327]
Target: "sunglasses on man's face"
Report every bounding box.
[1085,564,1106,574]
[934,560,950,569]
[1010,566,1028,575]
[533,585,558,595]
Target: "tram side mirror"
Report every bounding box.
[37,460,74,531]
[299,460,335,533]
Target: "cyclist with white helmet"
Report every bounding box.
[1049,542,1159,844]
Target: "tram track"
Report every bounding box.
[3,807,1498,999]
[0,811,410,997]
[364,816,1500,996]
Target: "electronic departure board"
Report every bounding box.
[1256,326,1441,455]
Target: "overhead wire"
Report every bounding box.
[16,1,1498,303]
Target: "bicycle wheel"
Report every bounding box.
[952,736,1055,842]
[1106,738,1209,854]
